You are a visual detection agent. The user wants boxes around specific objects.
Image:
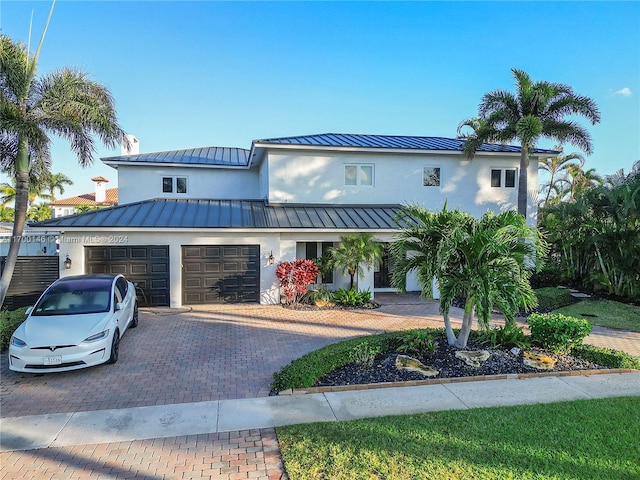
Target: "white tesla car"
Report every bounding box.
[8,274,138,373]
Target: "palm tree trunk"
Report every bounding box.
[0,140,30,307]
[442,312,457,346]
[518,149,529,217]
[454,298,475,348]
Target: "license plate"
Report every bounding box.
[44,356,62,365]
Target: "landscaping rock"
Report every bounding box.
[523,351,557,370]
[395,355,439,377]
[455,350,491,367]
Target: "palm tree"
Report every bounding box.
[0,180,47,208]
[329,233,384,290]
[0,7,127,306]
[44,172,73,202]
[538,146,585,206]
[461,69,600,217]
[391,205,545,348]
[566,165,603,201]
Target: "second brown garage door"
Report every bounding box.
[182,245,259,304]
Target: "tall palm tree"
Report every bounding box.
[0,6,127,306]
[461,69,600,217]
[538,145,585,206]
[44,172,73,202]
[391,205,545,348]
[329,233,384,290]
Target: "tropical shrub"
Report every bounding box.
[0,307,27,352]
[329,233,383,290]
[333,288,371,307]
[476,322,530,349]
[527,313,592,354]
[300,285,334,305]
[349,341,381,368]
[396,329,437,357]
[276,259,320,304]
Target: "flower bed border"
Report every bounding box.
[278,368,638,395]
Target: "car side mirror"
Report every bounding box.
[25,306,34,315]
[115,303,124,311]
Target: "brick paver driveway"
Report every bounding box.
[2,294,639,479]
[1,294,448,418]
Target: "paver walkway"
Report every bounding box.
[1,294,638,479]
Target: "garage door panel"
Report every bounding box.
[182,245,259,304]
[86,246,169,307]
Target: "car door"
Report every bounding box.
[114,277,133,331]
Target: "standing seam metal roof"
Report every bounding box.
[102,146,251,167]
[255,133,558,154]
[31,199,405,230]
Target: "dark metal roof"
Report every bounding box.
[254,133,558,154]
[32,199,403,230]
[103,146,251,167]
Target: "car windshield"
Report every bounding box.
[32,277,112,316]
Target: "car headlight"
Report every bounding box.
[83,330,109,343]
[10,336,26,348]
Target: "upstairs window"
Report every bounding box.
[162,176,188,194]
[423,167,441,187]
[491,169,516,188]
[345,164,374,186]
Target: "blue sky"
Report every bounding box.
[1,0,639,199]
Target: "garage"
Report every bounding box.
[85,245,170,306]
[182,245,259,304]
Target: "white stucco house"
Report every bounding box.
[30,133,555,308]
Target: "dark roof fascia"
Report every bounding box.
[103,160,251,170]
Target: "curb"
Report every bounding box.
[278,368,639,395]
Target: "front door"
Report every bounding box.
[374,244,393,288]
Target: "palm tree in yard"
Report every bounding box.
[391,205,546,348]
[44,172,73,202]
[461,68,600,217]
[330,232,384,290]
[538,145,585,206]
[0,3,128,306]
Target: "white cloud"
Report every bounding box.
[614,87,632,97]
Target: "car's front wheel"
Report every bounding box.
[130,302,138,328]
[107,330,120,364]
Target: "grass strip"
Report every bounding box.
[554,299,640,332]
[278,396,640,480]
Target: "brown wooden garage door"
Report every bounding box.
[182,245,259,304]
[85,246,170,306]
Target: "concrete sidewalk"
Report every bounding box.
[2,372,639,453]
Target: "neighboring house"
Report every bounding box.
[49,176,118,218]
[30,133,556,308]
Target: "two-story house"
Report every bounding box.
[32,133,555,308]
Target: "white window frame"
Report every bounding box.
[490,168,517,189]
[344,164,374,186]
[423,166,442,187]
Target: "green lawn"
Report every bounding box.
[553,299,640,332]
[277,397,640,480]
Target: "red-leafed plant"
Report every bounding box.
[276,259,320,304]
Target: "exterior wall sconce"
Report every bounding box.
[268,251,275,266]
[64,255,72,270]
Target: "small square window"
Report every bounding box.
[344,166,357,185]
[505,169,516,188]
[162,177,173,193]
[176,177,187,194]
[491,169,502,188]
[423,167,441,187]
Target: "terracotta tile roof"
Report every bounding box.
[49,188,118,206]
